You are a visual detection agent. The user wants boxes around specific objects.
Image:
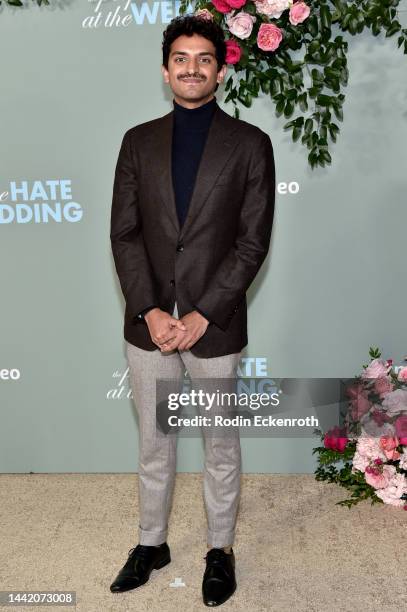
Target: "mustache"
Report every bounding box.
[178,74,206,80]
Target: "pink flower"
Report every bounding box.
[385,449,401,461]
[379,436,400,460]
[346,382,365,400]
[395,415,407,445]
[371,408,387,426]
[226,11,256,40]
[364,464,395,489]
[375,470,407,506]
[382,389,407,416]
[350,390,371,420]
[356,436,387,461]
[374,377,394,398]
[397,366,407,382]
[254,0,292,18]
[227,0,248,8]
[211,0,232,14]
[379,435,399,452]
[361,358,391,380]
[257,23,283,52]
[289,1,310,25]
[225,39,242,64]
[323,426,348,453]
[352,450,370,473]
[194,8,214,20]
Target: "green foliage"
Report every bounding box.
[312,433,384,509]
[179,0,407,169]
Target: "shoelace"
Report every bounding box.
[204,549,229,566]
[127,544,156,561]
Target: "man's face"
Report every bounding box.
[161,33,227,108]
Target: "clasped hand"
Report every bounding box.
[144,308,209,352]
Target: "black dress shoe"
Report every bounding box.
[110,542,171,593]
[202,548,237,607]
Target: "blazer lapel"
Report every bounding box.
[156,102,240,239]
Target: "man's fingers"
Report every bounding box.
[154,333,176,345]
[178,334,198,351]
[169,317,187,331]
[160,339,178,351]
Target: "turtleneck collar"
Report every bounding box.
[173,96,217,131]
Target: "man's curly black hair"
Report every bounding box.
[162,15,227,72]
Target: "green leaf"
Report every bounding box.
[305,118,313,135]
[293,126,302,142]
[332,104,344,121]
[298,93,308,112]
[275,97,285,115]
[284,100,295,117]
[321,149,332,164]
[285,88,297,101]
[316,93,332,107]
[320,5,332,30]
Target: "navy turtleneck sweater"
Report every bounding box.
[171,96,217,228]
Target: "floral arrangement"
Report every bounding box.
[178,0,407,168]
[313,347,407,510]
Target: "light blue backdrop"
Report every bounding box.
[1,1,406,473]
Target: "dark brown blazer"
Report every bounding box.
[110,100,276,358]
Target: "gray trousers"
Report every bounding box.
[126,303,242,548]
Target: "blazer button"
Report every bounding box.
[170,279,175,286]
[176,243,184,252]
[233,305,238,312]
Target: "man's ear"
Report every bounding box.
[161,65,169,83]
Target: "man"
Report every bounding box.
[109,14,275,607]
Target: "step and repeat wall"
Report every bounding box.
[1,1,407,473]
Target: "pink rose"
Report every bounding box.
[323,426,348,453]
[379,436,401,460]
[227,0,248,8]
[254,0,291,18]
[257,22,283,52]
[289,1,310,25]
[211,0,232,14]
[225,39,242,64]
[361,358,391,380]
[380,436,399,452]
[374,377,394,398]
[364,464,395,489]
[397,366,407,382]
[395,415,407,445]
[194,8,214,20]
[226,11,256,40]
